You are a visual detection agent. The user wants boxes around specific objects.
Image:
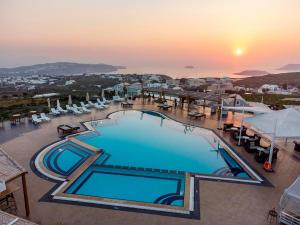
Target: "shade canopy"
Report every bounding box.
[56,99,60,108]
[223,106,271,114]
[86,92,90,101]
[280,176,300,215]
[244,108,300,138]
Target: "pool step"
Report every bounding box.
[68,151,102,181]
[68,137,101,153]
[98,164,185,175]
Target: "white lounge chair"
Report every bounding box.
[94,103,104,110]
[66,105,82,115]
[57,106,67,113]
[80,101,90,108]
[103,97,111,104]
[40,113,51,121]
[32,114,42,124]
[97,98,109,108]
[113,96,125,102]
[81,105,91,113]
[50,108,60,116]
[88,101,96,107]
[73,104,83,112]
[66,105,74,112]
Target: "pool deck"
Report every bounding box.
[0,99,300,225]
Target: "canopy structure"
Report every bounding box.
[244,108,300,164]
[244,108,300,138]
[280,176,300,216]
[223,106,271,114]
[68,95,72,105]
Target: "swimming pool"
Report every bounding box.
[35,110,263,216]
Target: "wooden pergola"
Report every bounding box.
[0,210,38,225]
[142,87,228,109]
[0,149,30,217]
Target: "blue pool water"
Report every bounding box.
[65,166,185,206]
[41,110,252,207]
[43,142,93,176]
[76,110,249,178]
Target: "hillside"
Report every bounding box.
[278,64,300,71]
[234,72,300,88]
[234,70,269,76]
[0,62,126,76]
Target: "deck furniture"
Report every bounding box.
[113,96,125,102]
[10,114,22,125]
[50,108,60,116]
[157,104,172,110]
[121,102,133,108]
[40,113,51,122]
[57,106,67,114]
[293,141,300,152]
[0,183,20,214]
[188,112,205,119]
[103,97,111,104]
[97,99,109,108]
[94,103,104,110]
[80,101,90,108]
[57,124,80,135]
[223,122,234,131]
[267,208,278,224]
[31,114,42,124]
[0,149,31,216]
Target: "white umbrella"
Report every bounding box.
[86,92,90,102]
[223,106,271,114]
[56,99,60,108]
[244,108,300,163]
[68,95,72,105]
[47,98,51,108]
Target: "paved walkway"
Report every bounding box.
[0,99,299,225]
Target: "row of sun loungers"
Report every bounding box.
[50,100,111,116]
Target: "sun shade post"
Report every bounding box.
[238,107,245,146]
[268,119,278,164]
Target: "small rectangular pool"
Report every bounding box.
[64,166,186,207]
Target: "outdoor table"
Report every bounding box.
[10,114,22,124]
[121,102,133,108]
[57,124,80,135]
[188,112,205,119]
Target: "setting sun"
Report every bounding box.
[235,48,243,56]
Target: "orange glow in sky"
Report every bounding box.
[1,0,300,76]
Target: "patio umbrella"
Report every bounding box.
[244,108,300,164]
[56,99,60,108]
[47,98,51,108]
[68,95,72,105]
[223,106,271,114]
[86,92,90,102]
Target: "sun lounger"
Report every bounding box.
[103,97,111,104]
[121,102,133,108]
[81,105,91,113]
[97,99,109,108]
[57,124,80,135]
[94,103,104,110]
[57,106,68,113]
[67,105,82,115]
[113,96,125,102]
[32,114,42,124]
[40,113,51,121]
[73,104,83,112]
[80,101,90,108]
[50,108,60,116]
[88,101,96,107]
[188,112,205,119]
[158,104,172,110]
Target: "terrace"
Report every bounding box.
[0,98,299,225]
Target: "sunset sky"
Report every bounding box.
[1,0,300,76]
